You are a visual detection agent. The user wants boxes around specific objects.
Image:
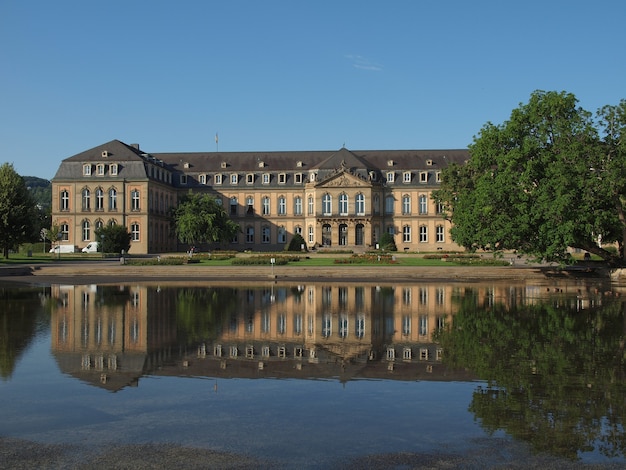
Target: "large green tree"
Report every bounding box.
[0,163,37,258]
[171,192,240,247]
[95,224,131,254]
[434,91,626,264]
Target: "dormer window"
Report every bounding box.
[294,173,303,184]
[258,161,265,168]
[230,173,238,185]
[101,150,109,158]
[262,173,270,184]
[221,161,227,169]
[246,173,254,184]
[403,171,411,183]
[426,159,433,166]
[387,160,394,167]
[386,172,395,183]
[278,173,286,184]
[296,161,303,167]
[83,164,92,176]
[180,174,187,185]
[96,164,105,176]
[110,164,118,176]
[420,171,428,183]
[183,162,190,169]
[215,173,223,185]
[199,174,207,185]
[436,171,442,183]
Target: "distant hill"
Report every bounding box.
[24,176,51,208]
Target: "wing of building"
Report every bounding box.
[51,140,468,254]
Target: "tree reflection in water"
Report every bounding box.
[435,288,626,460]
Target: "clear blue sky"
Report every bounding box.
[1,1,624,180]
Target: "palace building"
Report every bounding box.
[51,139,468,254]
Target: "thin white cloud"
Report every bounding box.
[345,54,383,71]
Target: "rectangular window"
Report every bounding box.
[110,164,118,176]
[131,223,140,241]
[96,164,105,176]
[83,164,91,176]
[278,197,286,215]
[230,174,238,185]
[419,226,428,242]
[436,225,445,242]
[278,173,286,184]
[215,174,223,185]
[420,172,428,183]
[294,173,302,184]
[180,175,187,185]
[246,173,254,184]
[403,171,411,183]
[262,173,270,184]
[386,172,394,183]
[294,197,302,215]
[199,174,207,185]
[262,226,270,243]
[308,225,314,244]
[436,171,442,183]
[131,190,140,211]
[403,225,411,243]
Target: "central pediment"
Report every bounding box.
[316,169,372,188]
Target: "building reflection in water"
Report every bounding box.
[49,281,605,391]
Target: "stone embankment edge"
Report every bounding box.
[0,262,580,285]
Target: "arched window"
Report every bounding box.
[60,190,70,211]
[355,193,365,215]
[82,188,91,211]
[402,195,411,215]
[261,225,270,243]
[436,225,445,243]
[322,194,332,215]
[95,187,104,211]
[403,225,411,242]
[262,196,270,215]
[109,188,117,210]
[278,226,287,244]
[419,195,428,214]
[131,223,140,241]
[339,193,348,215]
[82,220,90,241]
[131,189,140,211]
[294,196,302,215]
[278,196,286,215]
[230,197,238,215]
[385,195,394,214]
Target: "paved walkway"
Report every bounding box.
[0,259,557,285]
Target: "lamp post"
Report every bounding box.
[100,234,105,259]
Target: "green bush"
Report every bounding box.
[379,233,397,251]
[286,233,307,252]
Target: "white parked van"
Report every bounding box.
[49,245,77,253]
[81,242,99,253]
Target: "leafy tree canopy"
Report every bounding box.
[0,163,37,258]
[95,224,131,254]
[434,90,626,264]
[171,192,240,247]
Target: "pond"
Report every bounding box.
[1,279,625,468]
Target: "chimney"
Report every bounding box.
[130,143,140,150]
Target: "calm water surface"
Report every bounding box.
[1,279,625,468]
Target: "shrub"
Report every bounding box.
[379,233,397,251]
[286,233,307,252]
